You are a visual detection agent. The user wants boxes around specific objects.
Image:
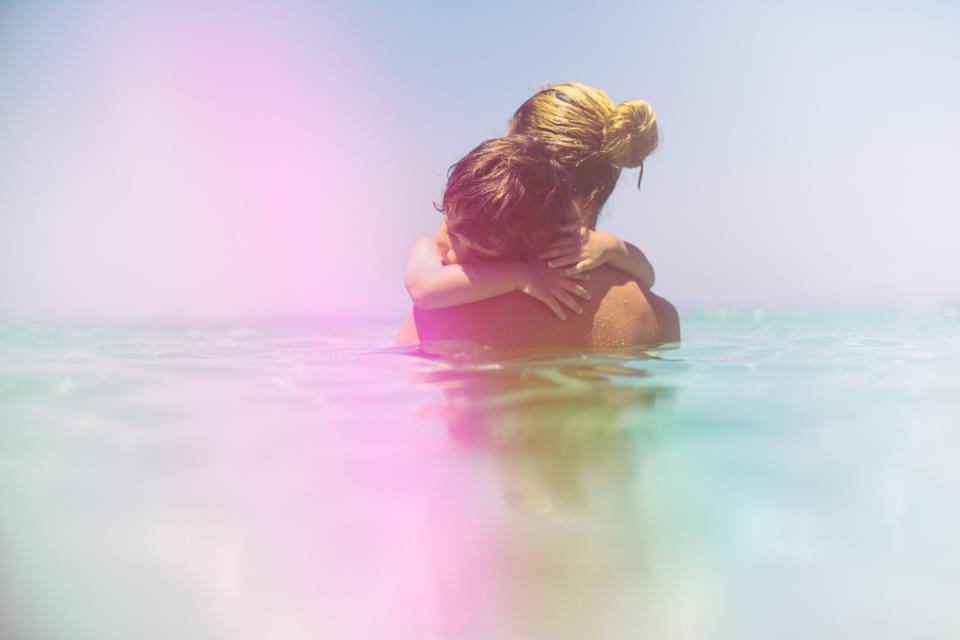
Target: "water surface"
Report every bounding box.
[1,312,959,639]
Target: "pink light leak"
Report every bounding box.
[1,3,414,321]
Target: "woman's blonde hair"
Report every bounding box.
[508,82,658,224]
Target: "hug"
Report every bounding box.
[397,82,679,351]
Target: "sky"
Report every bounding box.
[1,0,958,321]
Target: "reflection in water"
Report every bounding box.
[412,351,682,640]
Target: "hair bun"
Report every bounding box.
[601,100,658,169]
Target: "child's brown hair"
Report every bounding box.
[437,134,573,259]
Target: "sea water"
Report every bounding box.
[1,310,959,640]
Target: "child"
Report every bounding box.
[404,134,655,320]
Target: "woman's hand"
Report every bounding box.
[537,224,627,275]
[517,262,591,320]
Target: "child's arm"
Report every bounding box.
[404,236,591,320]
[537,224,656,288]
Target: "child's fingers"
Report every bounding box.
[531,291,566,319]
[566,272,590,282]
[565,258,596,275]
[561,223,589,237]
[546,296,567,320]
[560,280,591,300]
[538,243,581,260]
[553,289,583,315]
[546,254,582,268]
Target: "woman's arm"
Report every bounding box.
[537,225,656,288]
[404,236,591,319]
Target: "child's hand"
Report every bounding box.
[537,225,657,289]
[518,262,591,320]
[538,224,627,275]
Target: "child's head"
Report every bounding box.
[437,134,573,263]
[508,82,658,223]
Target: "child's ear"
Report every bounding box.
[477,236,507,257]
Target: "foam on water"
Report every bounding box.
[1,311,959,639]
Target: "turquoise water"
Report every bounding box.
[1,311,959,639]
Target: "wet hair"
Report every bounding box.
[436,134,573,259]
[508,82,658,225]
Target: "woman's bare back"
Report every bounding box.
[397,266,679,351]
